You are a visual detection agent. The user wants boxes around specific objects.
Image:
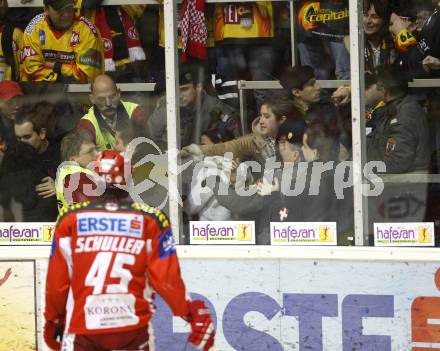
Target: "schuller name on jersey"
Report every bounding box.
[75,212,145,254]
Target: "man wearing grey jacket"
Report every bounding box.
[367,65,430,173]
[148,65,239,149]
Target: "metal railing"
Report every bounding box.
[66,83,156,92]
[237,79,440,135]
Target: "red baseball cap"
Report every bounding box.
[0,81,23,101]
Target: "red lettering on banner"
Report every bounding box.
[411,268,440,350]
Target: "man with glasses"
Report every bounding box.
[21,0,103,82]
[77,74,149,151]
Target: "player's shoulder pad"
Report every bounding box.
[77,15,99,37]
[24,13,46,35]
[58,201,91,219]
[131,202,170,230]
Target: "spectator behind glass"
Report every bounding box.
[365,71,386,134]
[363,0,395,74]
[56,130,98,214]
[80,4,147,82]
[366,65,430,173]
[205,118,307,244]
[14,110,61,199]
[184,128,236,222]
[78,74,149,151]
[0,142,57,221]
[113,118,170,213]
[261,119,338,224]
[301,120,354,244]
[278,65,321,116]
[296,0,350,80]
[0,0,23,81]
[182,95,302,172]
[0,80,23,152]
[148,64,238,149]
[21,0,103,82]
[304,102,351,161]
[0,80,22,221]
[200,128,235,146]
[212,2,276,109]
[427,88,440,173]
[412,1,434,35]
[278,65,351,114]
[389,4,440,77]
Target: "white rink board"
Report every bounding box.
[3,246,440,350]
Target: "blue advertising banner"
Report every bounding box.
[151,259,440,350]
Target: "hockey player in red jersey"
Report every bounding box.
[44,150,215,350]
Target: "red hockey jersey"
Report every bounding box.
[45,199,189,335]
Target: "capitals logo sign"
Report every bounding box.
[298,2,320,30]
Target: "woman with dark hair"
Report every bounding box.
[182,95,303,169]
[363,0,395,73]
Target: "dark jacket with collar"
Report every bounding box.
[367,94,430,173]
[148,92,236,149]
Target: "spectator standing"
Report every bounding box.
[148,65,238,149]
[363,0,395,74]
[296,0,350,80]
[0,0,23,81]
[80,2,147,82]
[213,1,276,109]
[22,0,103,82]
[367,65,430,173]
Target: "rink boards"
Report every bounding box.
[1,246,440,350]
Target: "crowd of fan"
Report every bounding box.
[0,0,440,243]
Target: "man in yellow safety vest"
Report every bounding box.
[77,74,149,151]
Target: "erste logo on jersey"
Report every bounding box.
[77,212,144,238]
[159,229,176,259]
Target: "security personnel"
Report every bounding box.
[21,0,103,82]
[55,130,98,214]
[366,65,430,173]
[77,74,149,151]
